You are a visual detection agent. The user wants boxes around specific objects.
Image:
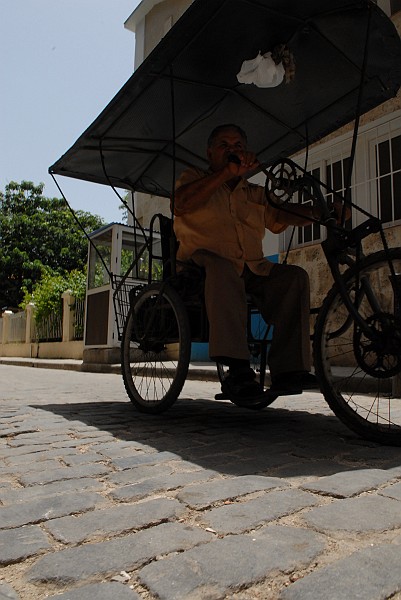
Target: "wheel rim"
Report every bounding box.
[315,250,401,442]
[122,285,190,409]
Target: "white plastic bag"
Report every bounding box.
[236,51,285,88]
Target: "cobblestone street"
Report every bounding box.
[1,363,401,599]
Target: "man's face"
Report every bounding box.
[207,128,247,172]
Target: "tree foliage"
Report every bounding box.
[0,181,104,309]
[21,269,87,324]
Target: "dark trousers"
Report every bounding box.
[191,249,311,377]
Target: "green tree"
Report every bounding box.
[21,269,87,324]
[0,181,104,309]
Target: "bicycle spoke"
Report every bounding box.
[314,249,401,445]
[121,284,191,413]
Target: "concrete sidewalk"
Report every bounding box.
[1,363,401,600]
[0,356,220,380]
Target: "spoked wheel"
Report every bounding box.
[313,248,401,445]
[121,283,191,413]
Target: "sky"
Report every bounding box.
[1,0,142,224]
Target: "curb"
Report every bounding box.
[0,357,220,381]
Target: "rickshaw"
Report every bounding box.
[50,0,401,445]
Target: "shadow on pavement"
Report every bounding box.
[31,397,401,478]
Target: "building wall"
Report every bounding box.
[144,0,193,58]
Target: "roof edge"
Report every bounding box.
[124,0,166,32]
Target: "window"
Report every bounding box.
[297,167,322,245]
[294,157,352,247]
[280,111,401,252]
[326,156,353,231]
[375,134,401,224]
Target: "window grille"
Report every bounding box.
[375,134,401,224]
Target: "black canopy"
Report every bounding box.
[50,0,401,199]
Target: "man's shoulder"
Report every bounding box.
[182,165,208,177]
[176,165,208,187]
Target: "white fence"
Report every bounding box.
[0,291,84,360]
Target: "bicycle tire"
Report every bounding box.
[121,283,191,413]
[313,248,401,445]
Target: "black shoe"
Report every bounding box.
[269,371,320,396]
[221,367,268,406]
[301,372,320,390]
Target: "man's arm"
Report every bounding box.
[174,153,259,215]
[174,168,231,215]
[275,203,317,227]
[275,199,350,227]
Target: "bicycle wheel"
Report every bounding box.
[121,283,191,413]
[314,248,401,445]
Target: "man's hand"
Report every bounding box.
[225,151,260,178]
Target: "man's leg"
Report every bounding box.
[243,263,311,379]
[191,250,267,404]
[191,250,249,361]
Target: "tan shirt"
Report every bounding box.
[174,166,287,276]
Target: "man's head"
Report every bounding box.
[207,124,247,148]
[207,124,248,172]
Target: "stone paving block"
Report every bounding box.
[75,436,119,446]
[0,525,51,565]
[204,455,290,475]
[94,442,155,459]
[176,475,288,508]
[389,465,401,477]
[68,426,110,436]
[280,543,401,600]
[19,463,111,486]
[0,467,17,478]
[342,445,401,466]
[300,469,397,497]
[60,452,106,466]
[111,469,219,502]
[273,460,352,480]
[138,525,326,599]
[0,581,20,599]
[304,495,401,532]
[8,434,73,447]
[106,463,174,486]
[3,459,63,474]
[0,445,72,459]
[44,497,186,543]
[0,427,37,438]
[183,442,239,460]
[0,491,104,529]
[27,522,213,585]
[379,481,401,501]
[202,489,319,534]
[111,451,180,470]
[46,582,141,599]
[3,447,78,466]
[0,478,105,504]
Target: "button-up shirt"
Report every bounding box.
[174,166,287,275]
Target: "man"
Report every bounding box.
[173,124,320,405]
